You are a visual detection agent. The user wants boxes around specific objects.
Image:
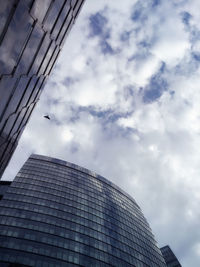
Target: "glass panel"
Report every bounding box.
[73,0,84,20]
[9,108,27,137]
[0,1,34,75]
[1,76,30,123]
[15,76,37,112]
[56,9,73,45]
[24,0,35,8]
[45,46,60,75]
[28,34,51,76]
[30,0,52,23]
[51,2,71,39]
[38,41,56,76]
[27,76,46,105]
[1,115,17,139]
[43,0,65,32]
[0,76,18,120]
[60,15,74,47]
[0,0,15,41]
[17,103,35,133]
[15,23,44,76]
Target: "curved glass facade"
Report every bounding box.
[0,154,166,266]
[0,0,85,177]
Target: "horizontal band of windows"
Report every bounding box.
[0,237,143,267]
[0,202,153,256]
[17,168,146,226]
[0,245,114,267]
[10,179,150,237]
[0,224,149,259]
[22,162,140,215]
[21,164,139,213]
[0,205,164,264]
[27,157,140,209]
[5,187,154,246]
[0,227,158,267]
[0,213,159,265]
[13,176,152,243]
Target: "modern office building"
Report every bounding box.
[0,154,166,266]
[160,245,182,267]
[0,0,85,178]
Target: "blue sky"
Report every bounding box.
[3,0,200,265]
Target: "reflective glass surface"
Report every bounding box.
[0,0,85,177]
[0,154,166,266]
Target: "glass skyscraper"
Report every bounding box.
[0,0,85,178]
[0,154,166,266]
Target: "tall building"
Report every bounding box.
[0,0,85,178]
[0,154,166,266]
[160,245,182,267]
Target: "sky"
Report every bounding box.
[2,0,200,265]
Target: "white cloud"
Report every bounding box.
[118,102,165,133]
[151,8,190,66]
[72,55,87,73]
[2,1,200,266]
[61,126,73,143]
[131,55,161,86]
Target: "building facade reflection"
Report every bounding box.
[0,154,167,266]
[0,0,85,178]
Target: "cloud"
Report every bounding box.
[2,1,200,266]
[130,55,161,87]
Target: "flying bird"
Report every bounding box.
[44,115,50,120]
